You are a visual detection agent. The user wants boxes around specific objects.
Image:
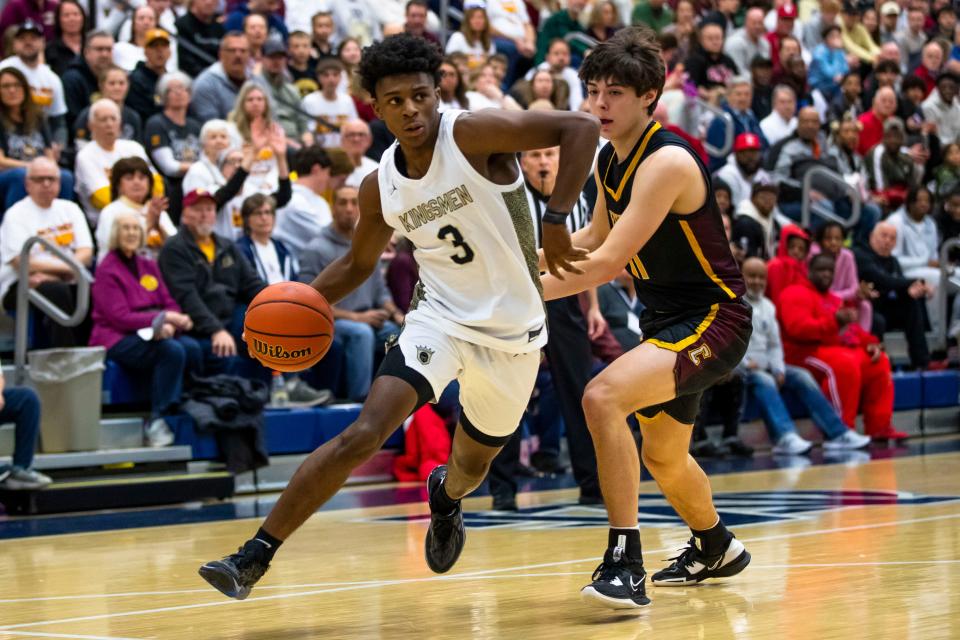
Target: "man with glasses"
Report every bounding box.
[341,119,378,188]
[0,158,94,348]
[62,30,116,131]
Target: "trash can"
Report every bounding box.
[28,347,106,453]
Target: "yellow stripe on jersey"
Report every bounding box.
[678,220,738,300]
[629,255,649,279]
[602,122,662,202]
[646,303,718,352]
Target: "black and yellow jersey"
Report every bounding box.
[598,120,745,315]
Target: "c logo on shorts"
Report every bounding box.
[688,344,713,367]
[416,346,435,365]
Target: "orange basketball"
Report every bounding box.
[244,282,335,372]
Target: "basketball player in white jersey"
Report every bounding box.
[199,34,600,600]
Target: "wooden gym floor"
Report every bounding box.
[1,440,959,639]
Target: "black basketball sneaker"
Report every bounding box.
[580,546,651,609]
[424,465,466,573]
[651,534,751,586]
[198,538,272,600]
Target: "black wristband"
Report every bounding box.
[542,208,570,225]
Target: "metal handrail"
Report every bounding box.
[696,99,734,158]
[935,238,960,353]
[800,166,861,230]
[565,32,600,50]
[14,236,94,385]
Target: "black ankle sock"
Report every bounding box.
[607,527,643,562]
[253,527,283,562]
[431,478,460,514]
[691,519,731,557]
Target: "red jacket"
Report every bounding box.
[857,110,885,156]
[777,280,877,365]
[765,224,810,307]
[393,405,452,482]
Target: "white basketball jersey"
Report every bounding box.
[378,110,546,354]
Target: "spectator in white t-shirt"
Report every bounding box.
[760,84,798,146]
[485,0,536,86]
[75,98,157,226]
[445,4,496,71]
[341,119,378,188]
[303,58,358,148]
[466,62,522,111]
[328,0,382,47]
[0,21,69,146]
[274,145,333,258]
[0,157,94,347]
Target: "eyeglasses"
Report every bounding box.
[28,176,58,184]
[439,70,456,77]
[0,82,22,90]
[342,132,369,138]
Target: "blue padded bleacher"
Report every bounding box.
[102,359,150,405]
[892,371,922,411]
[922,370,960,408]
[165,405,404,460]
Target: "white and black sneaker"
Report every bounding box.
[580,546,651,609]
[424,465,466,574]
[651,535,750,586]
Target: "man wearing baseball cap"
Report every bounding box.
[255,39,313,148]
[159,188,266,365]
[0,1,57,42]
[732,179,781,260]
[767,3,798,73]
[127,29,173,123]
[878,2,901,43]
[0,19,68,145]
[716,132,776,209]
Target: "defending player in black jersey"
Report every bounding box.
[540,26,753,609]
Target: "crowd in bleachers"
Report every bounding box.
[1,0,959,488]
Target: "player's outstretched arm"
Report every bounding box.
[537,165,612,272]
[540,146,695,301]
[455,109,599,278]
[309,172,394,304]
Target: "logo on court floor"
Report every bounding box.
[362,490,959,531]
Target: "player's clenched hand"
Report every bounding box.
[542,224,588,280]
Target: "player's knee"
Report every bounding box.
[335,420,385,464]
[582,378,622,429]
[449,447,490,480]
[640,445,682,480]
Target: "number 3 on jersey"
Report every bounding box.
[438,224,475,265]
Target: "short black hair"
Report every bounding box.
[750,54,773,69]
[937,71,960,87]
[813,221,845,245]
[822,24,841,39]
[809,253,835,270]
[579,25,665,115]
[357,33,442,98]
[292,144,331,175]
[901,74,927,93]
[405,0,428,11]
[875,59,900,74]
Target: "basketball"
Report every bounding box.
[244,282,334,372]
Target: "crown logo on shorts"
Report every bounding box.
[416,345,435,365]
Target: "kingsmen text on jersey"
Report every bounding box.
[377,110,546,354]
[598,121,745,313]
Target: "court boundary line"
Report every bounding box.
[4,447,960,544]
[2,510,959,632]
[0,631,144,640]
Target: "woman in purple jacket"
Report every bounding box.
[89,212,202,447]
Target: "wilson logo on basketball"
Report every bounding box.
[252,339,312,360]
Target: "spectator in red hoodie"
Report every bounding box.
[765,224,810,307]
[777,253,907,441]
[914,41,944,98]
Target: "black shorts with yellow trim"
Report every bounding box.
[636,300,752,425]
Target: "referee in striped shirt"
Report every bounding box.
[487,144,604,510]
